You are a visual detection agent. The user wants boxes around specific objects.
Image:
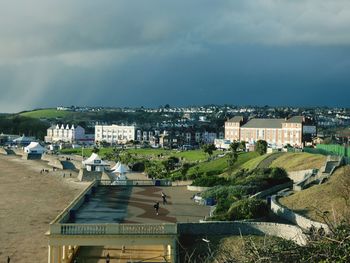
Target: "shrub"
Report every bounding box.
[131,161,145,172]
[227,198,268,220]
[191,176,228,187]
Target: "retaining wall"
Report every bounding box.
[77,169,112,182]
[0,147,8,155]
[288,169,314,183]
[186,186,211,192]
[178,221,307,245]
[12,148,24,156]
[250,181,293,199]
[41,154,64,169]
[270,195,329,233]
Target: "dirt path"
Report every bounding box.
[0,154,89,263]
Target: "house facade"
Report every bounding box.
[45,124,85,143]
[95,125,136,144]
[225,116,315,148]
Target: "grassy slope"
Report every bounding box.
[279,166,350,222]
[269,152,326,172]
[20,109,73,118]
[184,151,259,178]
[241,153,271,171]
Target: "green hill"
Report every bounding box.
[20,109,73,119]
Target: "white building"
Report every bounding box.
[95,125,136,144]
[45,124,85,143]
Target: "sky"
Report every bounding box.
[0,0,349,113]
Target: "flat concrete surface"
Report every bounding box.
[70,185,211,224]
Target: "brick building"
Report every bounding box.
[225,116,315,148]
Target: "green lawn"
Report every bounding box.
[20,109,72,119]
[229,151,260,173]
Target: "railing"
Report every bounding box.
[49,223,177,235]
[98,179,172,186]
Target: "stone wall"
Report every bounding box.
[288,169,314,183]
[77,169,112,182]
[270,195,329,233]
[0,147,8,155]
[41,154,64,169]
[187,186,211,192]
[250,182,293,199]
[12,148,24,156]
[178,221,307,245]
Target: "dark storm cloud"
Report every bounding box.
[0,0,349,112]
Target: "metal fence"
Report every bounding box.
[303,144,349,157]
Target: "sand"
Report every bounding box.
[0,154,88,263]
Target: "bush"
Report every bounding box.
[191,176,228,187]
[227,198,268,220]
[131,161,145,172]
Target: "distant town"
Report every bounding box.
[0,104,349,149]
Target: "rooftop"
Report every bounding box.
[67,184,211,224]
[242,118,285,129]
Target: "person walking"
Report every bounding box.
[7,256,10,263]
[161,192,168,205]
[153,202,160,215]
[106,253,110,263]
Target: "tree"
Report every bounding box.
[229,141,240,152]
[92,146,100,154]
[227,142,239,171]
[180,163,192,179]
[239,141,246,151]
[202,144,216,158]
[161,156,179,173]
[255,140,267,155]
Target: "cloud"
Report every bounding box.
[0,0,349,112]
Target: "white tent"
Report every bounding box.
[82,153,109,172]
[110,162,121,171]
[24,142,45,154]
[112,163,129,174]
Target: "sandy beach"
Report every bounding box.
[0,154,88,263]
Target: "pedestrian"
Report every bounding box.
[7,256,10,263]
[161,192,167,205]
[63,173,65,178]
[106,253,110,263]
[70,172,72,177]
[153,202,160,215]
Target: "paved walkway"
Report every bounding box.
[70,185,210,224]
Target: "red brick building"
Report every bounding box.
[225,116,314,148]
